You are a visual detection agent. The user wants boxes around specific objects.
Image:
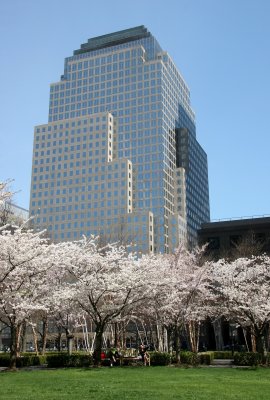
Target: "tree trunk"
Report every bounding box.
[67,334,74,356]
[9,323,20,370]
[122,321,126,349]
[174,325,181,364]
[242,327,250,352]
[187,321,201,353]
[31,325,39,355]
[56,328,62,352]
[166,325,173,354]
[94,323,105,366]
[163,326,168,352]
[113,322,118,348]
[41,316,48,355]
[250,326,256,353]
[196,322,201,353]
[149,325,154,350]
[255,325,268,364]
[156,322,163,352]
[267,324,270,354]
[212,318,224,351]
[20,321,27,353]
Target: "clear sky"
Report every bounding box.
[1,0,269,221]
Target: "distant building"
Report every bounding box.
[30,26,210,253]
[198,216,270,259]
[0,202,29,226]
[8,203,29,221]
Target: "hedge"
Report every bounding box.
[149,351,171,366]
[0,353,11,367]
[233,352,264,366]
[170,351,200,366]
[179,351,200,366]
[198,352,215,365]
[0,353,46,368]
[16,355,47,367]
[213,351,235,359]
[46,352,93,368]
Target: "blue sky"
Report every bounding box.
[1,0,269,220]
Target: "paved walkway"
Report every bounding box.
[210,359,234,368]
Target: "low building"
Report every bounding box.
[198,216,270,259]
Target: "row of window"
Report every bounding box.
[42,220,150,231]
[49,97,161,117]
[49,91,160,112]
[36,115,110,132]
[32,161,129,176]
[32,186,128,200]
[50,74,161,100]
[33,205,126,221]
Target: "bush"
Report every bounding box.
[16,355,47,367]
[0,353,10,367]
[170,351,200,366]
[198,352,215,365]
[179,351,200,366]
[233,352,261,366]
[46,352,93,368]
[149,352,171,366]
[213,351,234,359]
[0,353,47,368]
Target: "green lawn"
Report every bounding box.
[0,367,269,400]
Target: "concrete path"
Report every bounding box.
[210,359,234,368]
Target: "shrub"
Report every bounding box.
[233,352,261,366]
[179,351,200,366]
[198,352,215,365]
[46,353,93,368]
[0,353,47,368]
[46,352,93,368]
[0,353,10,367]
[16,355,47,367]
[170,351,200,366]
[149,352,171,366]
[213,351,234,359]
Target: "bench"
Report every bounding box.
[120,354,150,366]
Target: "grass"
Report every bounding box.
[0,367,270,400]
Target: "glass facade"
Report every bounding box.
[30,26,210,252]
[176,128,210,247]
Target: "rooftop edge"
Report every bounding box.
[73,25,151,56]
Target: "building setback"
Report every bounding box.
[30,26,210,253]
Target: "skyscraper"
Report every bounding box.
[30,26,210,253]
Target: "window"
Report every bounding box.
[207,237,220,250]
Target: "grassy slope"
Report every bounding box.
[0,367,269,400]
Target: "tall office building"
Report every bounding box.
[30,26,210,253]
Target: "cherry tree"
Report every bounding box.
[24,243,71,354]
[152,245,209,361]
[0,180,14,226]
[207,255,270,359]
[42,271,83,353]
[58,237,153,365]
[0,227,52,368]
[0,181,13,206]
[127,254,168,351]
